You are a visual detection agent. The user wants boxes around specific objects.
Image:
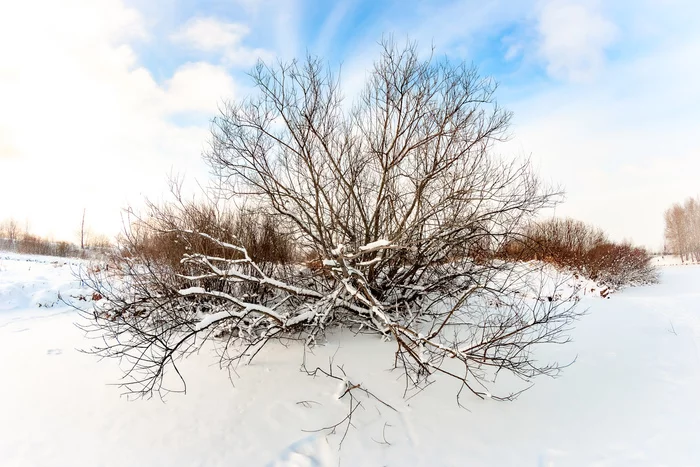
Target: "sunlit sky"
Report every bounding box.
[1,0,698,249]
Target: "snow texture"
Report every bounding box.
[1,252,699,466]
[358,239,392,252]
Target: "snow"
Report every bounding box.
[652,254,699,267]
[359,239,392,252]
[1,252,700,466]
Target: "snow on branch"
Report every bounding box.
[76,39,582,407]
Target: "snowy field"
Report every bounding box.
[0,252,699,466]
[653,255,700,267]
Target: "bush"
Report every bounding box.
[118,199,297,292]
[584,242,658,288]
[500,218,657,289]
[79,40,581,403]
[501,218,605,265]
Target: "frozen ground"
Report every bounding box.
[0,252,699,466]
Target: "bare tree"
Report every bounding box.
[665,203,686,261]
[80,208,86,250]
[0,218,20,242]
[686,198,700,262]
[665,197,700,262]
[79,40,581,404]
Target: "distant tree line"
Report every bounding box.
[0,217,112,258]
[664,197,700,262]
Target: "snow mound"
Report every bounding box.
[0,253,93,312]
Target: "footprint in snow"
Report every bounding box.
[268,434,335,467]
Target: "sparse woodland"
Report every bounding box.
[0,217,111,258]
[77,40,655,408]
[664,197,700,262]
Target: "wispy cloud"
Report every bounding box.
[314,0,354,55]
[536,0,617,81]
[171,17,272,67]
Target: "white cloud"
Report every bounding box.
[504,36,700,249]
[165,62,237,115]
[172,17,249,52]
[0,1,239,241]
[171,17,272,67]
[2,0,697,253]
[537,0,617,81]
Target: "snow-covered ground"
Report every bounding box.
[0,252,699,466]
[652,255,700,267]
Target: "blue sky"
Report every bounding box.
[129,0,545,92]
[123,0,696,90]
[1,0,699,248]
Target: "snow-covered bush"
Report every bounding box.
[79,39,583,403]
[119,196,296,278]
[584,242,658,289]
[500,218,657,290]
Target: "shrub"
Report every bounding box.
[17,234,53,256]
[500,218,657,289]
[79,40,581,404]
[584,242,658,289]
[118,198,297,293]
